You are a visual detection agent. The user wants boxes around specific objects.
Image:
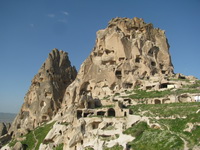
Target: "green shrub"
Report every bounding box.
[21,122,55,150]
[53,143,64,150]
[123,121,148,137]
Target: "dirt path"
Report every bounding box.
[33,131,38,149]
[162,123,189,150]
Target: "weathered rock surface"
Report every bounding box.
[61,17,174,109]
[52,17,175,149]
[7,17,200,150]
[9,49,77,137]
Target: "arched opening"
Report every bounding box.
[115,70,122,79]
[129,109,133,115]
[135,56,141,63]
[77,110,82,119]
[40,101,45,107]
[108,108,115,117]
[92,122,101,129]
[155,99,161,104]
[124,112,127,117]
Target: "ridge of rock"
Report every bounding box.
[9,48,77,137]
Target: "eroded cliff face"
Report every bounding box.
[8,17,176,150]
[9,49,77,137]
[51,17,175,149]
[61,17,174,109]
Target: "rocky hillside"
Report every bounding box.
[1,17,200,150]
[9,49,77,138]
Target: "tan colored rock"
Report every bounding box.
[13,142,23,150]
[9,49,77,138]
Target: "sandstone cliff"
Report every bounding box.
[4,17,199,150]
[51,17,175,150]
[61,17,174,112]
[9,49,77,137]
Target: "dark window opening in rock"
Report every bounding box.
[61,113,63,116]
[84,112,93,117]
[10,131,14,137]
[81,124,85,132]
[94,52,97,56]
[124,112,127,117]
[105,49,111,54]
[124,83,133,89]
[40,101,45,107]
[115,70,122,79]
[179,76,186,80]
[110,61,116,65]
[92,122,100,129]
[81,140,83,145]
[126,144,131,150]
[159,64,164,69]
[161,70,166,74]
[148,46,159,57]
[155,99,161,104]
[108,108,115,117]
[124,99,131,104]
[146,86,153,90]
[97,111,105,116]
[151,61,156,66]
[129,109,133,115]
[17,124,20,129]
[151,69,157,76]
[42,116,47,120]
[88,101,94,109]
[148,49,154,57]
[77,110,82,119]
[59,130,62,135]
[94,99,102,108]
[160,83,168,89]
[119,57,125,61]
[135,56,141,63]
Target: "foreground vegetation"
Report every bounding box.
[9,122,55,150]
[125,102,200,149]
[125,80,200,100]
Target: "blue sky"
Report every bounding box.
[0,0,200,113]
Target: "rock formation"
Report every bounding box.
[9,49,77,137]
[60,17,174,113]
[52,17,175,149]
[4,17,199,150]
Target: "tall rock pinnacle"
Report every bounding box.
[10,49,77,137]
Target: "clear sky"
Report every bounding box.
[0,0,200,113]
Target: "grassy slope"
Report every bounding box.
[125,102,200,150]
[9,122,55,150]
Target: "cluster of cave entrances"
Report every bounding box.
[76,108,116,119]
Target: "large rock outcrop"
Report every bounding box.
[53,17,175,149]
[9,49,77,137]
[6,17,179,150]
[61,17,174,109]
